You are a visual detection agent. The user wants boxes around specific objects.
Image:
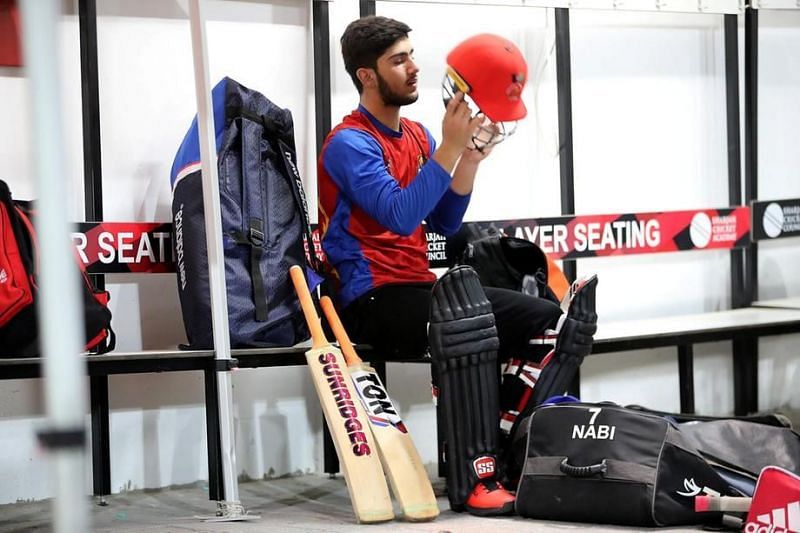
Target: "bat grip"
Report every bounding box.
[289,265,326,348]
[320,296,362,366]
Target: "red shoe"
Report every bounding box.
[464,480,515,517]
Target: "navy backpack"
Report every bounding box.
[170,77,317,349]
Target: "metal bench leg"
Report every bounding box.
[323,421,339,476]
[733,338,758,416]
[204,368,224,501]
[677,344,695,414]
[90,375,110,504]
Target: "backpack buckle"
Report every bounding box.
[249,227,265,246]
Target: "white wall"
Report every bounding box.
[0,0,798,505]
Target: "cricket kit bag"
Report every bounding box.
[448,223,569,304]
[170,77,316,349]
[0,179,114,356]
[511,402,740,527]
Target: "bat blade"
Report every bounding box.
[320,297,439,522]
[289,266,393,524]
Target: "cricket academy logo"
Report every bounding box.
[752,199,800,241]
[762,203,785,238]
[760,201,800,239]
[689,212,739,249]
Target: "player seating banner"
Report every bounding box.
[74,222,174,274]
[427,207,750,268]
[751,198,800,241]
[74,222,324,274]
[74,206,750,273]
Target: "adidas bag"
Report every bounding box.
[0,179,114,356]
[745,466,800,533]
[512,402,737,526]
[170,77,315,349]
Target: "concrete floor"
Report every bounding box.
[0,475,704,533]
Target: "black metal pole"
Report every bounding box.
[79,0,103,225]
[360,0,376,17]
[725,14,745,310]
[89,377,110,502]
[555,8,580,396]
[555,8,576,286]
[204,368,224,501]
[79,0,112,500]
[313,0,332,156]
[732,7,759,416]
[677,345,695,414]
[744,8,758,306]
[312,0,339,476]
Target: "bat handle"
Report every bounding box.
[320,296,363,366]
[289,265,327,349]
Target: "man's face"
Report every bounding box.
[373,37,419,106]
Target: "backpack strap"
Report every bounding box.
[231,108,322,319]
[274,137,322,274]
[236,107,322,274]
[229,112,270,322]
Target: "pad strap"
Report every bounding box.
[529,275,598,408]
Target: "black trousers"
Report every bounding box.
[341,282,562,361]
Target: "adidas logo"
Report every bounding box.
[745,500,800,533]
[0,268,7,284]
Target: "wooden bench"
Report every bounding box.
[752,297,800,310]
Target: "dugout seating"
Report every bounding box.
[2,261,799,502]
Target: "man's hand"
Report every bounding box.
[432,92,484,173]
[461,118,499,163]
[442,92,483,149]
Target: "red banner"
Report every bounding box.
[74,207,750,274]
[0,0,22,67]
[73,222,174,274]
[425,207,750,266]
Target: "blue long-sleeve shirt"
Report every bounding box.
[318,106,471,306]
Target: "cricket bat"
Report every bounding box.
[288,266,394,523]
[320,296,440,522]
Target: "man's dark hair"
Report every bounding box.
[340,16,411,94]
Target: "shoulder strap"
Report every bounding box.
[239,108,322,273]
[275,137,322,274]
[236,108,322,274]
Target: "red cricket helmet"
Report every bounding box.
[445,33,528,123]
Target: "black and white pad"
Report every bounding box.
[429,265,501,509]
[529,274,598,408]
